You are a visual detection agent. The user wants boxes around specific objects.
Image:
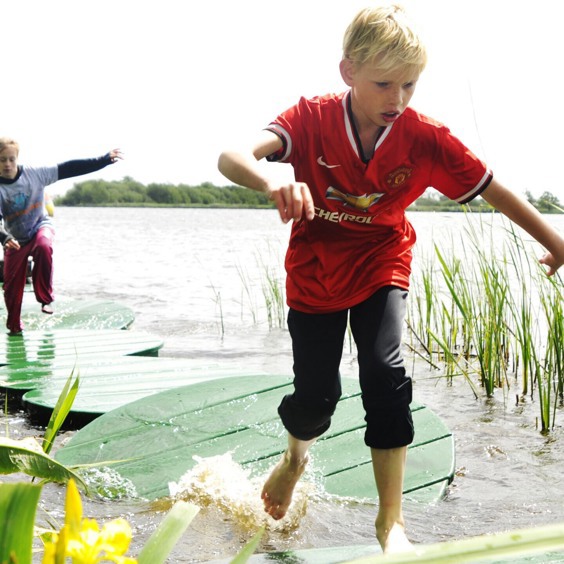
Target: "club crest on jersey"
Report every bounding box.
[386,166,412,188]
[326,186,384,212]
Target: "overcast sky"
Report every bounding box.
[4,0,563,200]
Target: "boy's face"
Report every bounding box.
[0,146,19,179]
[340,58,419,130]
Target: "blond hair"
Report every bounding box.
[0,137,19,154]
[343,4,427,73]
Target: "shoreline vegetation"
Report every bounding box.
[54,177,563,213]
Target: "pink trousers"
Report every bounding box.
[3,226,55,333]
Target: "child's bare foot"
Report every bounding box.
[376,521,412,554]
[261,450,308,520]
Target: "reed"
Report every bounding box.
[257,246,286,329]
[537,273,564,432]
[407,211,563,431]
[261,265,285,329]
[209,281,225,337]
[235,261,258,324]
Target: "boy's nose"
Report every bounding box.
[388,87,403,105]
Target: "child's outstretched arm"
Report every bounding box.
[58,148,123,180]
[481,179,564,276]
[218,130,315,224]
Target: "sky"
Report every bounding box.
[4,0,563,200]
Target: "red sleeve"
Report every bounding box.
[429,126,492,203]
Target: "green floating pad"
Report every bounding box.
[19,357,250,426]
[55,375,455,504]
[0,329,163,368]
[1,294,135,331]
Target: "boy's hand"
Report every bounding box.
[267,182,315,224]
[539,251,564,277]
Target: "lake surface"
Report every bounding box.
[3,207,564,563]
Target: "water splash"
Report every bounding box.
[168,453,313,532]
[80,466,139,500]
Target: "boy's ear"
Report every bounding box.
[339,58,355,86]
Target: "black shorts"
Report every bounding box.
[278,286,414,449]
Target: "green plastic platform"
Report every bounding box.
[55,375,455,504]
[0,329,162,368]
[18,357,247,426]
[1,294,135,331]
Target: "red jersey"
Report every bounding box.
[266,90,492,313]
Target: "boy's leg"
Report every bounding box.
[3,244,32,333]
[30,227,55,307]
[350,286,413,552]
[372,446,412,553]
[262,307,348,520]
[261,433,316,520]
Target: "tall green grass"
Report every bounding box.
[408,211,563,433]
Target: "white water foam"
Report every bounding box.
[168,453,314,532]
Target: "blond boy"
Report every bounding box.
[218,4,564,553]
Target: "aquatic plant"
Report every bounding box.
[0,482,42,564]
[209,280,225,338]
[235,261,258,324]
[0,479,201,564]
[257,247,286,330]
[41,479,137,563]
[407,211,563,430]
[0,370,84,486]
[42,365,80,455]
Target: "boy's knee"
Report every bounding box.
[364,408,414,449]
[278,393,337,441]
[363,376,414,449]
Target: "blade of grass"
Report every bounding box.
[0,482,42,564]
[230,526,266,564]
[137,500,200,564]
[345,521,564,563]
[42,365,80,455]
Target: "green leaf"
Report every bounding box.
[137,501,200,564]
[0,436,86,488]
[0,482,42,564]
[230,526,266,564]
[42,366,80,455]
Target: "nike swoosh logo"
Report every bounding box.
[317,156,341,169]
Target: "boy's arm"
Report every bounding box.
[481,179,564,276]
[218,131,315,224]
[57,148,123,180]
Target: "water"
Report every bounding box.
[3,207,564,563]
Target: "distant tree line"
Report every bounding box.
[54,178,562,213]
[409,189,562,213]
[55,177,273,208]
[524,190,563,213]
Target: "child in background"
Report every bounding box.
[218,4,564,553]
[0,138,123,335]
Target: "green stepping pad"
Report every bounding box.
[0,329,163,368]
[0,294,135,331]
[18,358,250,426]
[55,375,455,504]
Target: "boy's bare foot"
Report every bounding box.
[41,303,53,315]
[376,521,413,554]
[261,450,308,520]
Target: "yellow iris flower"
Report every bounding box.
[42,479,137,564]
